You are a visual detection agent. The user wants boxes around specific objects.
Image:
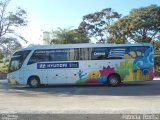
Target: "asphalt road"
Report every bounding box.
[0,78,160,114]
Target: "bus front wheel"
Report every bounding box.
[28,77,40,88]
[108,74,120,87]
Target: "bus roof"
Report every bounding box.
[17,43,153,52]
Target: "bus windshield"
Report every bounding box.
[8,50,31,73]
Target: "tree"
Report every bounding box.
[78,8,121,43]
[0,0,27,58]
[70,29,90,43]
[51,27,74,44]
[45,27,90,44]
[108,5,160,44]
[1,37,21,61]
[107,17,131,43]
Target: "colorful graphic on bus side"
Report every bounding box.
[76,46,154,84]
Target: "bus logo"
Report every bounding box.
[37,62,79,69]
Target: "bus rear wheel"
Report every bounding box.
[108,74,120,87]
[28,77,40,88]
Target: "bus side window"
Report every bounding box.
[49,49,68,61]
[91,47,108,60]
[129,46,149,58]
[108,47,127,59]
[28,50,48,65]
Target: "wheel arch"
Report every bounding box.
[107,73,121,83]
[27,75,40,85]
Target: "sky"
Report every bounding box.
[7,0,160,46]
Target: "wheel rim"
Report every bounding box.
[31,79,38,87]
[110,78,118,86]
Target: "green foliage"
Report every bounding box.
[78,8,121,43]
[108,4,160,44]
[155,54,160,72]
[0,0,27,60]
[1,38,21,57]
[154,40,160,53]
[0,62,9,73]
[45,27,90,44]
[0,58,3,63]
[107,17,130,43]
[107,5,160,75]
[0,0,27,41]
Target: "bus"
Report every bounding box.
[7,43,154,87]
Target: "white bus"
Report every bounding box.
[7,43,154,87]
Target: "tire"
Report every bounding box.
[28,77,40,88]
[108,74,120,87]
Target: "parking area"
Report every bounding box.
[0,78,160,114]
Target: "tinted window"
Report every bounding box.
[49,49,68,61]
[130,46,148,51]
[108,47,127,59]
[27,46,133,64]
[28,50,48,65]
[68,48,91,61]
[129,46,149,56]
[13,50,31,60]
[9,50,31,73]
[91,47,108,60]
[48,48,91,61]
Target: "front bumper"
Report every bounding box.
[8,79,19,85]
